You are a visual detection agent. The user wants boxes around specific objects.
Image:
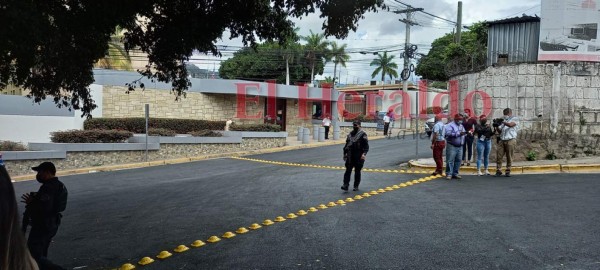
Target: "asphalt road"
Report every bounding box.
[12,136,600,270]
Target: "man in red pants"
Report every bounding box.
[430,115,446,175]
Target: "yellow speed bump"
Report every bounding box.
[400,170,406,173]
[308,207,319,212]
[236,227,249,234]
[411,180,420,184]
[174,245,189,253]
[222,232,236,239]
[249,223,263,230]
[262,219,274,226]
[318,204,328,209]
[377,188,386,193]
[362,193,371,197]
[286,213,298,219]
[297,210,308,216]
[327,202,337,207]
[156,251,172,259]
[353,195,363,200]
[384,187,394,191]
[399,183,407,187]
[207,236,221,243]
[336,199,346,205]
[275,216,287,222]
[191,240,206,248]
[120,263,136,270]
[369,190,378,195]
[138,257,154,266]
[345,198,355,203]
[392,185,400,189]
[405,182,414,186]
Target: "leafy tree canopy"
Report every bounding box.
[219,41,323,84]
[0,0,385,117]
[415,21,488,82]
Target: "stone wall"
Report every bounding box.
[102,86,317,134]
[102,86,263,125]
[4,138,285,177]
[451,62,600,132]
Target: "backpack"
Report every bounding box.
[54,183,68,213]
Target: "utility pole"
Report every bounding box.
[456,1,463,43]
[394,6,422,158]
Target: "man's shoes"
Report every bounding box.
[445,176,452,180]
[452,175,462,180]
[431,171,439,176]
[341,185,349,191]
[495,171,503,177]
[505,172,511,177]
[485,170,491,175]
[477,170,482,176]
[353,187,359,191]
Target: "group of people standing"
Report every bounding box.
[430,108,519,180]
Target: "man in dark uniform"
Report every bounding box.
[342,120,370,191]
[21,162,67,270]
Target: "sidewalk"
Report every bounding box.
[409,156,600,174]
[11,134,389,182]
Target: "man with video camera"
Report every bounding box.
[493,108,519,177]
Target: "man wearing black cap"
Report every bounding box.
[342,120,369,191]
[21,162,67,270]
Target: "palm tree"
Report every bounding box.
[328,41,350,85]
[280,27,301,85]
[370,51,398,82]
[301,31,330,84]
[95,27,133,71]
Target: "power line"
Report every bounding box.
[391,0,456,25]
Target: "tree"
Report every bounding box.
[219,42,315,84]
[328,41,350,85]
[369,51,398,81]
[0,0,386,117]
[301,31,330,84]
[95,28,133,71]
[415,21,488,81]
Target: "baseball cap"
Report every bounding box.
[32,162,57,174]
[352,120,361,126]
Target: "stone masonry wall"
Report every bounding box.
[102,86,263,125]
[452,62,600,133]
[4,138,285,177]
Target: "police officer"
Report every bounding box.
[21,162,67,270]
[342,120,369,191]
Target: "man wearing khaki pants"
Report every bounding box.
[494,108,519,177]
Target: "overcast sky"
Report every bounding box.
[191,0,541,85]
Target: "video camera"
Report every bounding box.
[492,118,505,128]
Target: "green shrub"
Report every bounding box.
[51,130,133,143]
[190,130,223,137]
[229,123,281,132]
[0,141,27,151]
[526,150,537,161]
[84,118,226,133]
[148,128,177,136]
[545,151,557,160]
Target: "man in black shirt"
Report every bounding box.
[21,162,67,270]
[342,120,370,191]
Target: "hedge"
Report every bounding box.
[51,130,133,143]
[0,141,27,151]
[229,123,281,132]
[84,118,226,133]
[190,130,223,137]
[148,128,177,136]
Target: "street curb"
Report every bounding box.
[408,160,600,174]
[11,136,388,182]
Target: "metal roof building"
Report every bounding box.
[486,15,541,66]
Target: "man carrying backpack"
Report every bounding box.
[21,161,67,270]
[342,120,369,191]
